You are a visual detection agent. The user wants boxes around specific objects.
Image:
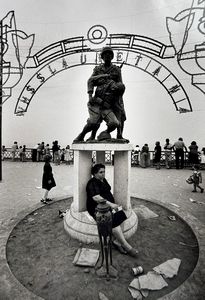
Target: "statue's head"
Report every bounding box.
[101,46,114,60]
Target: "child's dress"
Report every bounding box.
[42,162,56,191]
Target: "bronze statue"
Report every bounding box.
[73,46,128,143]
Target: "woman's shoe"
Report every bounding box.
[40,199,47,204]
[126,247,139,257]
[59,210,66,218]
[112,241,127,254]
[46,198,52,202]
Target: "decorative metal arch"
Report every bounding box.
[166,0,205,94]
[15,25,193,116]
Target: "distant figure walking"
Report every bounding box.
[186,165,204,193]
[139,144,150,168]
[173,137,187,169]
[64,145,72,165]
[41,155,56,204]
[164,138,173,169]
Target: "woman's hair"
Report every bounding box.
[91,163,105,175]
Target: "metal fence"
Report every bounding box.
[131,151,204,169]
[1,148,204,169]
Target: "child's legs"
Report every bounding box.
[196,184,203,191]
[193,183,197,191]
[43,189,49,200]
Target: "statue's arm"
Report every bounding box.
[87,74,110,95]
[87,66,110,97]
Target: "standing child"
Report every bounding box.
[186,165,204,193]
[22,145,26,162]
[64,145,72,165]
[11,141,18,161]
[41,155,56,204]
[164,138,173,169]
[19,146,23,161]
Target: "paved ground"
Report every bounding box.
[0,161,205,299]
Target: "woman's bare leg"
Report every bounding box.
[112,226,133,251]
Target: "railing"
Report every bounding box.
[130,151,204,169]
[2,148,33,160]
[1,148,75,162]
[1,148,204,169]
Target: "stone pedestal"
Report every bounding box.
[64,143,138,243]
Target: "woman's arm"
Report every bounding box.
[92,195,118,209]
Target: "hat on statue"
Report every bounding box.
[100,46,114,59]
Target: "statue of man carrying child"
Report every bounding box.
[73,46,128,143]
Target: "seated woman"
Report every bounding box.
[86,163,138,257]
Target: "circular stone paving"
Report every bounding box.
[6,197,199,300]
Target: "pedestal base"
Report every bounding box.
[96,265,118,279]
[64,202,138,244]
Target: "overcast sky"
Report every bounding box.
[1,0,205,150]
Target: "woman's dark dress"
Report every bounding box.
[188,145,199,164]
[86,177,127,228]
[154,145,161,163]
[42,162,56,191]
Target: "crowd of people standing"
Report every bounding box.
[2,138,205,170]
[32,141,73,165]
[1,140,73,165]
[133,137,205,170]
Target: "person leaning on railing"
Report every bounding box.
[164,138,173,169]
[139,143,150,168]
[173,137,187,169]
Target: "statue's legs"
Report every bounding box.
[115,112,129,142]
[73,104,102,142]
[116,122,123,139]
[73,123,95,142]
[114,110,126,139]
[97,109,119,141]
[86,123,101,141]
